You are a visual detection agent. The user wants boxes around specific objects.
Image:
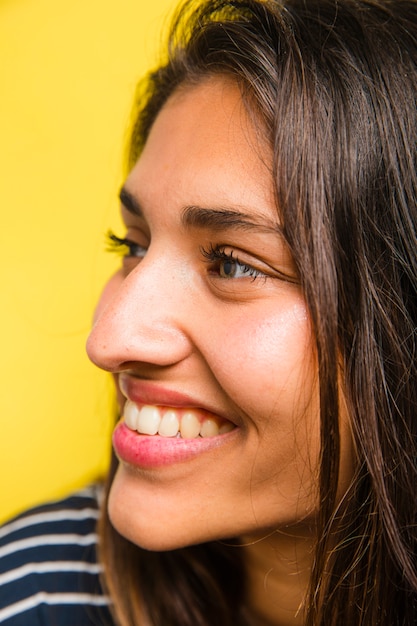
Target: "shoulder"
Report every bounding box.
[0,485,113,625]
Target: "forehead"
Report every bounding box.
[125,77,275,222]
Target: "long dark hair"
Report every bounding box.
[99,1,417,624]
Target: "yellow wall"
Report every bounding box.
[0,0,176,523]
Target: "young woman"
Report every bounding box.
[1,0,416,625]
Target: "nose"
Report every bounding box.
[86,257,194,373]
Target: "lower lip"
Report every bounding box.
[113,422,234,469]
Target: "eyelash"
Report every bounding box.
[106,231,264,281]
[200,243,264,280]
[106,230,146,258]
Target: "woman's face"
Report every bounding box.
[87,78,351,550]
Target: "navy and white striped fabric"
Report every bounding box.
[0,485,114,625]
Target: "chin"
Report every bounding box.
[107,468,212,551]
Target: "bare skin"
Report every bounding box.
[87,77,354,626]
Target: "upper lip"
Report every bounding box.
[118,372,238,425]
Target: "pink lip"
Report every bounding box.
[118,373,230,417]
[113,422,235,469]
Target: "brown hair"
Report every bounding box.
[99,1,417,624]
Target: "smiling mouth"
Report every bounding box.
[123,400,235,439]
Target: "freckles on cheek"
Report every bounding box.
[225,302,312,371]
[213,301,317,420]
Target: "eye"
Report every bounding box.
[106,230,147,259]
[201,244,265,281]
[218,254,262,280]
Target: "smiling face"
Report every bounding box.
[87,77,329,550]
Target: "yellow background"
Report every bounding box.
[0,0,176,523]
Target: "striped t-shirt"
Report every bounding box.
[0,485,114,625]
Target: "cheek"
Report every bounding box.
[211,300,316,411]
[220,302,321,518]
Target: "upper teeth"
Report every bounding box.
[123,401,234,439]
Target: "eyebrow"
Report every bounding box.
[119,187,143,217]
[119,186,281,235]
[182,206,281,235]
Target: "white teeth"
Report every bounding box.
[124,401,140,430]
[180,411,201,439]
[122,401,235,439]
[200,418,220,438]
[158,410,180,437]
[137,405,161,435]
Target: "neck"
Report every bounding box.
[241,525,315,626]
